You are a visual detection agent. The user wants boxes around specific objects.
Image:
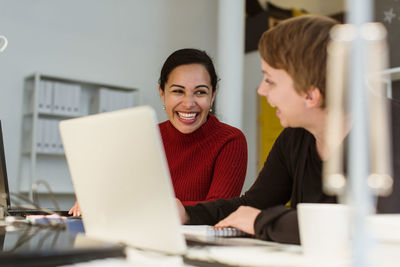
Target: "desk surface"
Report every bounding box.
[0,225,125,267]
[2,223,400,267]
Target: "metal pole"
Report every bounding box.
[347,0,374,266]
[216,0,245,130]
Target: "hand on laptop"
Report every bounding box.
[214,206,261,235]
[176,198,189,224]
[69,201,81,216]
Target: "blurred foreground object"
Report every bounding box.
[0,35,8,52]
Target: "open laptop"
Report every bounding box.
[59,106,187,255]
[0,121,69,217]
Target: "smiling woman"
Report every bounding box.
[157,48,248,206]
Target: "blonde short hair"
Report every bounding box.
[258,15,339,107]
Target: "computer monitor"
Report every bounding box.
[0,121,11,211]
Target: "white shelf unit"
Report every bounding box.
[17,73,140,199]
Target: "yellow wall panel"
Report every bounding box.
[258,96,283,170]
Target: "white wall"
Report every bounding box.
[242,51,261,191]
[0,0,218,208]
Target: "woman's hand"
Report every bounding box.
[68,201,81,216]
[214,206,261,235]
[176,198,189,224]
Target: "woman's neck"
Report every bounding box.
[304,110,350,161]
[308,122,328,161]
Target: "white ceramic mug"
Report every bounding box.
[297,203,351,263]
[0,35,8,52]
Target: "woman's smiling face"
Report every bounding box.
[257,59,307,128]
[159,63,215,134]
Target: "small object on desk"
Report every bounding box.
[181,225,249,237]
[26,214,85,233]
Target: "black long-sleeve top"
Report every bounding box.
[185,127,337,244]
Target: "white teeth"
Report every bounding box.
[177,112,196,119]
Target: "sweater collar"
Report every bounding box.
[164,114,219,142]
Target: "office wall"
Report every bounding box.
[0,0,218,208]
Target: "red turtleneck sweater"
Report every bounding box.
[159,115,247,206]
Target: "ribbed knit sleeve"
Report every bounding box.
[159,115,247,206]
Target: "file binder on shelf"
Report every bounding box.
[52,82,82,117]
[94,87,136,113]
[38,80,53,114]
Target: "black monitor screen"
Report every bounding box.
[0,121,10,210]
